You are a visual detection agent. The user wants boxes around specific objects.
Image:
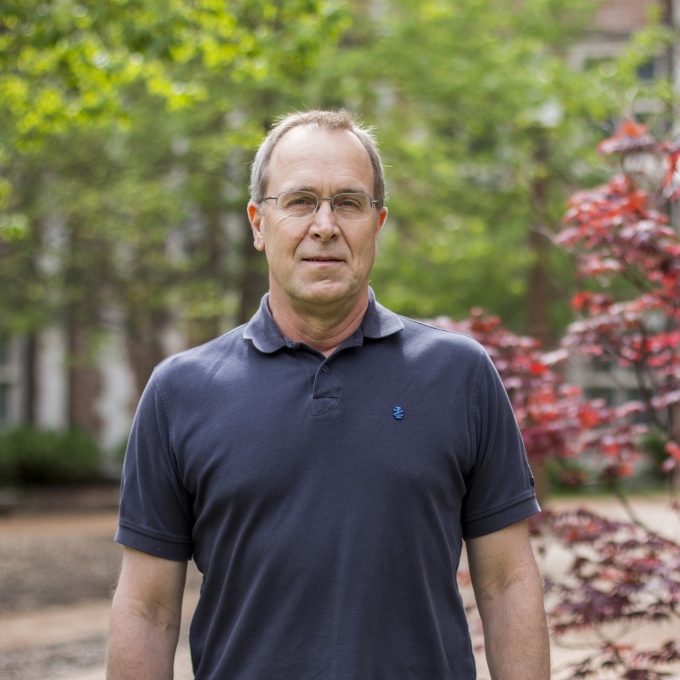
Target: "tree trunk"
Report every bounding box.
[528,133,553,505]
[25,333,38,426]
[67,321,102,438]
[528,134,553,350]
[64,213,104,439]
[187,209,223,348]
[125,307,168,402]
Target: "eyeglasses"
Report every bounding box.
[262,191,379,221]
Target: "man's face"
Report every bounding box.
[248,126,387,310]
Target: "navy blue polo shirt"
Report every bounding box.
[116,289,539,680]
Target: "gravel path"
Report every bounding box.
[2,496,680,680]
[0,510,202,679]
[0,513,121,679]
[0,532,122,615]
[0,636,109,680]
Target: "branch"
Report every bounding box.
[608,479,654,534]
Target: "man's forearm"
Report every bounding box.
[476,570,550,680]
[107,593,181,680]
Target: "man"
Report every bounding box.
[108,110,550,680]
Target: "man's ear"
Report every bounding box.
[375,206,388,246]
[247,201,266,252]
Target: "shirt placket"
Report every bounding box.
[287,345,345,416]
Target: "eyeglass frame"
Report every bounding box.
[260,190,380,221]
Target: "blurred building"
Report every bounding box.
[571,0,669,76]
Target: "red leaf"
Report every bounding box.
[530,361,548,375]
[664,441,680,461]
[620,121,649,137]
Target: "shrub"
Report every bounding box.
[0,427,101,486]
[546,458,591,493]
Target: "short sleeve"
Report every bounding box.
[115,371,194,560]
[461,352,540,539]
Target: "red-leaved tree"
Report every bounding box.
[432,311,643,484]
[543,120,680,679]
[557,121,680,468]
[439,121,680,678]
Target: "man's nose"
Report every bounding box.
[309,199,339,240]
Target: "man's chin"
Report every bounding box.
[292,280,358,307]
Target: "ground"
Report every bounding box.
[1,491,680,679]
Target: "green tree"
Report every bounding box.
[1,0,670,429]
[319,0,670,342]
[0,0,348,415]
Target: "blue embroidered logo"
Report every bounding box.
[392,406,404,420]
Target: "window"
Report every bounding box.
[590,354,612,373]
[0,337,11,427]
[626,388,655,425]
[585,387,615,407]
[0,383,8,426]
[0,338,8,367]
[637,60,655,82]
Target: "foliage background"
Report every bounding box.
[0,0,673,415]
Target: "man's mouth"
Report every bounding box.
[302,256,343,262]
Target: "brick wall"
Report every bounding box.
[593,0,662,33]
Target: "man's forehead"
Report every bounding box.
[268,126,373,185]
[274,124,367,154]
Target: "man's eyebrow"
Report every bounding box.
[287,185,318,194]
[288,185,370,195]
[336,186,370,195]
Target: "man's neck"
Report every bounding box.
[268,286,369,357]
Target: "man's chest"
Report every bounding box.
[176,351,473,504]
[171,352,476,560]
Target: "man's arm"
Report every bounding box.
[107,546,188,680]
[466,519,550,680]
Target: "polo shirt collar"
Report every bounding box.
[243,287,404,354]
[361,287,405,339]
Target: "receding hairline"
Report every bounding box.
[249,109,387,208]
[267,125,376,187]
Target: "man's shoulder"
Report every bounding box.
[152,323,249,387]
[397,315,488,364]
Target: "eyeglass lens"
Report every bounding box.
[276,191,373,221]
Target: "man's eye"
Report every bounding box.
[282,193,316,208]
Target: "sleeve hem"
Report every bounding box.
[462,495,541,540]
[463,489,536,522]
[115,524,193,561]
[118,519,190,544]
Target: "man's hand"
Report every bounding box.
[466,519,550,680]
[107,546,188,680]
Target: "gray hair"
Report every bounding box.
[249,109,386,209]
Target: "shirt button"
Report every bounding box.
[322,365,330,373]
